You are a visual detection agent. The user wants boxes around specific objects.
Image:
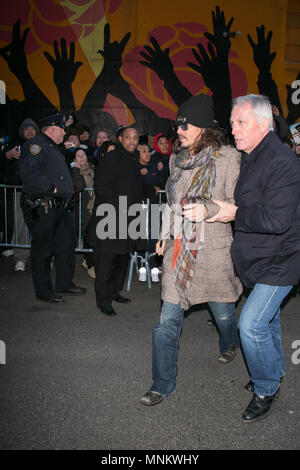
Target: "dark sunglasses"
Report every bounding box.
[176,116,189,131]
[178,122,189,131]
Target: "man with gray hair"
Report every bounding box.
[207,94,300,422]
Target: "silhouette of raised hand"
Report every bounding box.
[43,39,82,113]
[80,23,131,113]
[81,23,173,135]
[188,42,231,128]
[139,36,191,106]
[0,19,29,78]
[248,25,282,113]
[247,25,276,75]
[44,39,82,88]
[286,71,300,125]
[204,5,234,57]
[139,37,174,80]
[188,42,230,95]
[98,23,131,71]
[0,19,55,114]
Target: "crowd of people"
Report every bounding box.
[0,114,173,279]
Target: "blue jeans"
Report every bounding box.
[238,283,293,397]
[150,300,239,396]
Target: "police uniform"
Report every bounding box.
[19,114,86,302]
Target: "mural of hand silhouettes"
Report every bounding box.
[248,25,282,113]
[0,20,55,117]
[82,23,172,135]
[80,23,130,115]
[0,19,29,79]
[140,36,175,80]
[285,71,300,125]
[98,22,131,71]
[188,43,230,94]
[204,5,234,58]
[248,25,276,76]
[139,36,191,106]
[44,39,82,114]
[188,41,232,129]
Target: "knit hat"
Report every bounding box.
[176,94,215,129]
[18,118,39,139]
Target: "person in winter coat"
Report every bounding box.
[70,147,95,278]
[141,94,242,407]
[87,126,147,316]
[206,94,300,422]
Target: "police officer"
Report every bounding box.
[19,113,86,303]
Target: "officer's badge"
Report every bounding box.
[30,144,41,156]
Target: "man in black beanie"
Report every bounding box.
[141,94,242,406]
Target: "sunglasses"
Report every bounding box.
[176,114,190,131]
[177,122,189,131]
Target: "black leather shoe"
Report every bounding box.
[100,305,117,316]
[244,376,284,393]
[56,284,86,295]
[114,295,131,303]
[242,389,280,423]
[38,295,65,304]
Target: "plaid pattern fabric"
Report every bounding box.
[171,219,204,310]
[166,147,221,310]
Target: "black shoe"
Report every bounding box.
[56,284,86,295]
[114,295,131,304]
[38,295,65,304]
[242,389,280,423]
[244,376,284,394]
[100,305,117,316]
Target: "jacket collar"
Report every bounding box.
[41,132,59,148]
[242,131,272,163]
[117,143,139,162]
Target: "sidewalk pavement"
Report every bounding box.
[0,252,299,450]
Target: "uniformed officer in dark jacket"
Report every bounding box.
[19,113,86,303]
[87,126,147,316]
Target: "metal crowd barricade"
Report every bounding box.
[76,188,93,253]
[0,184,91,252]
[0,184,31,249]
[127,191,166,291]
[0,185,166,263]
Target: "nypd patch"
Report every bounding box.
[30,144,41,156]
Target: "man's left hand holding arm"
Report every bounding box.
[205,199,238,223]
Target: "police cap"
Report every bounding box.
[39,113,66,130]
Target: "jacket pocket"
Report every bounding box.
[209,236,233,250]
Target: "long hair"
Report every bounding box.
[193,127,226,154]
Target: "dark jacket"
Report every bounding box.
[138,156,168,201]
[0,138,22,186]
[86,144,147,253]
[70,164,94,235]
[19,133,74,198]
[231,131,300,288]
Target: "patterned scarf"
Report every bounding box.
[165,146,220,310]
